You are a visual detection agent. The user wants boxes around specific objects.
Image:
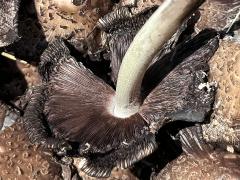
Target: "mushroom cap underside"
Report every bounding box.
[43,51,156,176]
[29,33,218,176]
[42,35,218,149]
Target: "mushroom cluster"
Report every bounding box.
[23,0,217,177]
[1,0,240,179]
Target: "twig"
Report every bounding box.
[1,52,28,64]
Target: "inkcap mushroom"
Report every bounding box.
[24,0,213,177]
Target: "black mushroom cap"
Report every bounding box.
[153,125,240,180]
[140,30,219,127]
[23,30,219,177]
[25,39,156,177]
[173,39,240,154]
[0,0,19,47]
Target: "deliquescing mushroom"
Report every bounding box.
[23,0,216,177]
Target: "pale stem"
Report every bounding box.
[114,0,204,118]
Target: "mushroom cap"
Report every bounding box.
[0,122,62,179]
[0,0,19,47]
[154,125,240,180]
[196,0,240,32]
[140,30,219,126]
[35,0,112,51]
[153,151,240,180]
[208,40,240,126]
[26,39,156,177]
[202,40,240,149]
[25,30,218,177]
[43,41,156,177]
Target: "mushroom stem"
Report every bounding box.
[114,0,204,118]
